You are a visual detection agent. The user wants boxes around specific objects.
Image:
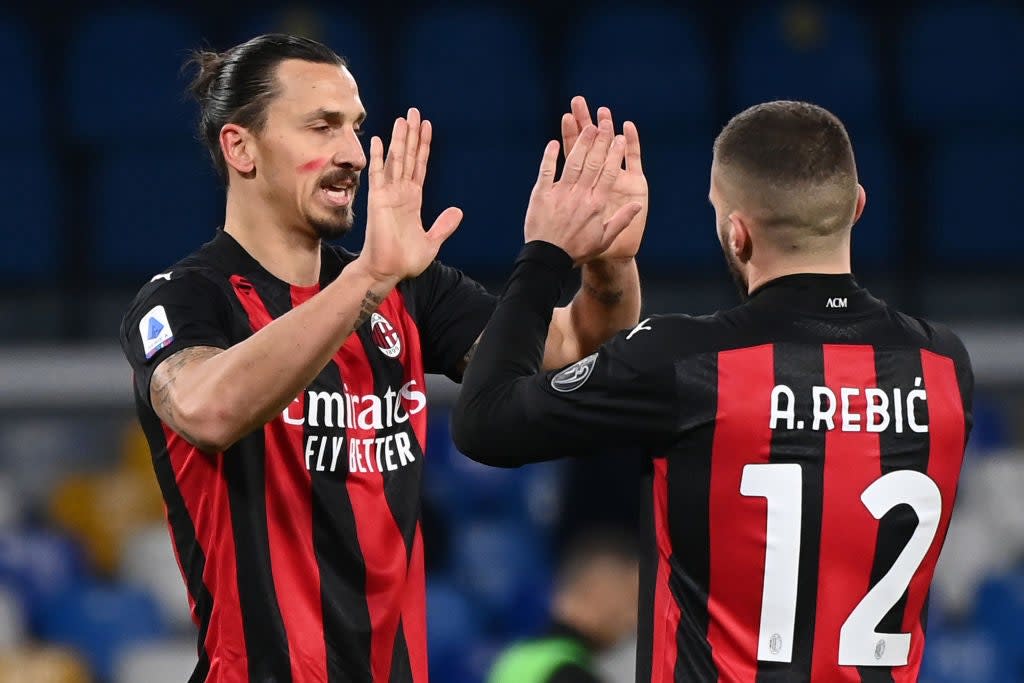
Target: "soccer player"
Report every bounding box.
[488,530,640,683]
[452,101,974,682]
[119,34,647,682]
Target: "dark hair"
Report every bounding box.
[714,100,856,186]
[713,101,858,234]
[556,528,639,589]
[187,34,347,182]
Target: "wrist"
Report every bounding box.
[347,256,402,291]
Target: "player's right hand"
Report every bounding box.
[524,118,642,265]
[358,108,463,282]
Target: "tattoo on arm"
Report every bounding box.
[150,346,223,444]
[582,280,625,307]
[351,290,386,332]
[580,259,627,308]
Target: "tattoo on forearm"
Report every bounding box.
[150,345,222,437]
[582,280,625,307]
[351,290,386,332]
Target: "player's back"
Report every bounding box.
[640,273,973,683]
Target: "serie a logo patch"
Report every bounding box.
[140,305,174,359]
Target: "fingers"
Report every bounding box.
[571,95,592,133]
[413,119,432,185]
[594,135,626,196]
[385,117,408,181]
[368,136,385,189]
[624,120,643,173]
[601,202,644,247]
[403,108,421,181]
[425,206,464,246]
[577,118,614,188]
[561,112,579,157]
[560,124,597,184]
[536,140,560,187]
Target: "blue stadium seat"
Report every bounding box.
[0,19,58,280]
[235,10,383,122]
[397,8,545,273]
[397,8,543,126]
[974,569,1024,667]
[901,5,1024,131]
[850,137,899,272]
[67,10,201,141]
[424,412,531,519]
[925,134,1024,265]
[427,576,481,683]
[452,520,549,637]
[919,627,1014,683]
[563,6,714,132]
[39,582,167,682]
[87,147,222,280]
[634,137,719,272]
[0,531,87,631]
[731,5,883,131]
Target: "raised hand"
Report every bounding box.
[524,118,643,265]
[561,96,648,260]
[358,108,463,282]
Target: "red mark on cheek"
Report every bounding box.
[297,157,328,174]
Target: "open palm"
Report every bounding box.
[362,108,463,281]
[561,97,649,260]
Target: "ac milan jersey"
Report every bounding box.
[453,243,974,683]
[120,230,495,683]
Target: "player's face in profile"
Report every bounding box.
[255,60,367,240]
[710,170,749,300]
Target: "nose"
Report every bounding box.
[332,127,367,171]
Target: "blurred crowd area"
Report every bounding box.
[1,1,1023,682]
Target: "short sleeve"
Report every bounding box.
[408,260,496,380]
[119,270,232,406]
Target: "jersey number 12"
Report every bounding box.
[740,464,942,667]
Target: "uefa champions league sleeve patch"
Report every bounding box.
[140,305,174,359]
[550,352,599,393]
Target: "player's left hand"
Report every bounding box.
[561,97,648,261]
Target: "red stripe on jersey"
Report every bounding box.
[338,298,410,683]
[651,458,680,682]
[164,425,250,682]
[894,351,966,681]
[707,344,775,683]
[811,345,881,682]
[232,279,330,682]
[393,294,428,453]
[403,524,429,683]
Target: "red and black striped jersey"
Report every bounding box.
[120,230,495,683]
[453,242,974,683]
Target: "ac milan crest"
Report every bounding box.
[370,312,402,358]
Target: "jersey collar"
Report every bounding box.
[747,273,883,315]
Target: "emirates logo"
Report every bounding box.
[370,312,402,358]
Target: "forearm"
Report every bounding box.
[544,257,640,369]
[453,242,574,465]
[158,260,398,450]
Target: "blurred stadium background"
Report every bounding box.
[0,1,1022,681]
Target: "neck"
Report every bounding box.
[745,250,851,295]
[224,187,321,286]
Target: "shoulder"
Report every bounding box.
[890,311,971,366]
[121,260,233,337]
[609,310,757,361]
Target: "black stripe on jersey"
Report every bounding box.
[668,354,719,682]
[858,349,930,683]
[757,343,826,683]
[223,429,294,682]
[138,399,213,683]
[313,361,373,683]
[389,619,413,683]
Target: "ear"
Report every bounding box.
[220,123,256,177]
[852,184,867,225]
[728,211,754,263]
